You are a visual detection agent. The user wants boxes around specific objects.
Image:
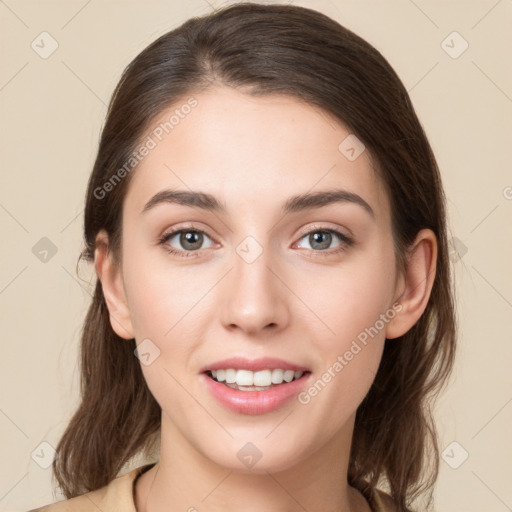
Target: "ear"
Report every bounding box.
[94,229,135,340]
[385,228,437,339]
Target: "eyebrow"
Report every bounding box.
[141,188,375,219]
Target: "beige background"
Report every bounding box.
[1,0,511,510]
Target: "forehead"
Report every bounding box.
[124,86,390,223]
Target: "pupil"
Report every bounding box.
[182,231,202,250]
[311,231,331,250]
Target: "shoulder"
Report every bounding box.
[28,464,155,512]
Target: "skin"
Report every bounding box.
[94,86,437,512]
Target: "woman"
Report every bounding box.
[30,2,456,511]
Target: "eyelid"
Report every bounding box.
[160,222,216,239]
[294,222,353,242]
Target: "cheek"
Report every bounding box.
[293,244,396,411]
[121,245,214,407]
[122,251,208,415]
[294,271,393,440]
[299,247,397,352]
[122,240,204,340]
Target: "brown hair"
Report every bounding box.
[52,3,456,510]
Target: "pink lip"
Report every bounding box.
[200,371,312,415]
[199,356,309,373]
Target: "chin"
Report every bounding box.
[200,440,308,475]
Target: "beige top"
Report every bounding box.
[29,463,398,511]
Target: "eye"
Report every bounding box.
[159,225,354,259]
[159,227,215,257]
[295,226,353,256]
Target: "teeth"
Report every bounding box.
[210,368,304,386]
[225,369,237,383]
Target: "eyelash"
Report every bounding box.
[158,225,354,259]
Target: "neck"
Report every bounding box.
[135,412,371,512]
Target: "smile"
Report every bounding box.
[208,368,306,390]
[201,370,312,415]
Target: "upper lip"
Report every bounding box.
[200,357,310,373]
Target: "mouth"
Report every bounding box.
[200,362,314,415]
[204,368,312,392]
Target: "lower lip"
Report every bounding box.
[200,372,312,415]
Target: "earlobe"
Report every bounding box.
[94,230,135,340]
[385,229,437,340]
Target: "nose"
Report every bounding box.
[219,240,291,336]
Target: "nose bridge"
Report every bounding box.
[221,233,289,333]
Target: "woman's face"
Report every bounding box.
[110,86,403,472]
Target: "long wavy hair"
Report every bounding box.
[51,3,457,510]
